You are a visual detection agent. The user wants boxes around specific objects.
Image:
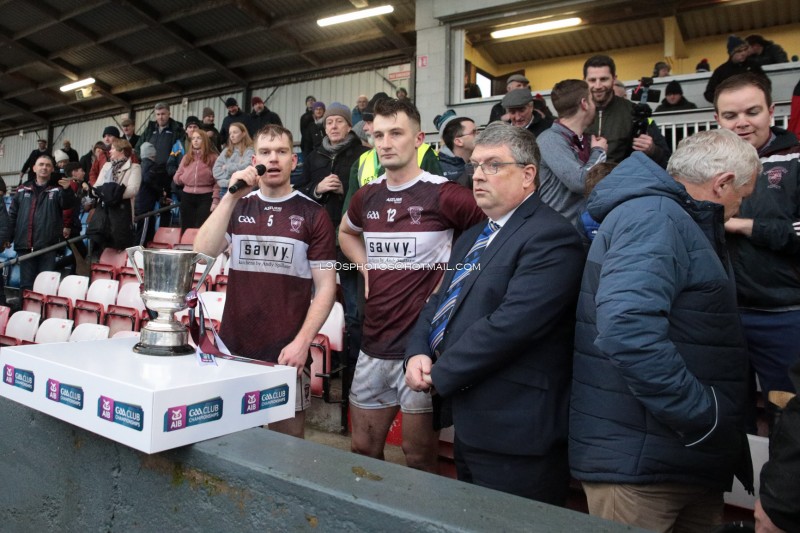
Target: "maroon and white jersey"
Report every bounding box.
[220,189,336,362]
[347,172,485,359]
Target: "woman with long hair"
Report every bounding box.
[92,138,141,251]
[213,122,254,197]
[173,130,219,230]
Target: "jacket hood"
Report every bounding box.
[762,126,800,156]
[588,152,692,222]
[437,145,462,164]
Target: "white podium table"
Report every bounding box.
[0,337,296,453]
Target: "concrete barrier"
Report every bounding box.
[0,396,641,532]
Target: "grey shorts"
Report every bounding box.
[348,351,432,414]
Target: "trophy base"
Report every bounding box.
[133,343,195,357]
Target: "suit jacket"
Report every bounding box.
[406,192,585,457]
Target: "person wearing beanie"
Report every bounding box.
[300,95,317,157]
[696,58,711,73]
[53,149,69,167]
[703,35,766,103]
[220,97,249,146]
[89,125,124,185]
[655,80,698,112]
[652,61,671,78]
[746,34,789,66]
[303,101,327,153]
[120,118,139,147]
[248,95,282,137]
[201,107,221,151]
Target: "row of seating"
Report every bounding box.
[0,308,136,345]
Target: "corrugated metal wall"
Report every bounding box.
[0,67,400,177]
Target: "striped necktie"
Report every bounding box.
[428,220,500,354]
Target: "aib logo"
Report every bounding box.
[3,365,12,385]
[48,379,59,401]
[242,391,260,413]
[169,407,185,430]
[99,397,114,421]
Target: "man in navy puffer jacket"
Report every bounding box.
[570,130,760,532]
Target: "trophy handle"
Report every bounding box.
[192,253,217,292]
[125,246,145,285]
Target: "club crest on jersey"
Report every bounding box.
[766,166,786,189]
[408,206,423,225]
[289,215,304,233]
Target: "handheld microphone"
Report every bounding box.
[229,164,266,194]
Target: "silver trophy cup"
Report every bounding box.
[126,246,216,356]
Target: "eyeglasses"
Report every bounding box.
[465,162,529,176]
[457,130,477,138]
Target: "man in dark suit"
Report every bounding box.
[404,122,585,504]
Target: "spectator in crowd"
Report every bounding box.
[343,93,443,214]
[613,80,627,99]
[405,122,585,503]
[655,81,699,112]
[80,141,104,176]
[248,95,282,137]
[219,97,248,146]
[434,110,476,187]
[89,126,121,185]
[0,177,9,304]
[201,106,222,151]
[213,122,253,197]
[696,58,711,73]
[570,129,759,532]
[61,140,79,163]
[53,149,70,173]
[173,130,219,231]
[755,362,800,533]
[305,101,327,152]
[135,142,167,246]
[194,124,336,439]
[583,55,671,167]
[352,94,368,124]
[489,74,529,124]
[653,61,671,78]
[537,79,607,227]
[61,162,86,249]
[746,34,788,66]
[300,95,317,157]
[464,73,482,99]
[8,155,75,290]
[715,73,800,415]
[19,138,51,184]
[94,139,141,250]
[298,103,368,372]
[339,98,485,473]
[396,87,409,101]
[135,102,184,227]
[789,77,800,139]
[704,35,766,103]
[120,118,139,148]
[501,88,553,138]
[578,162,617,243]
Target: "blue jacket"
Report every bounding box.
[569,152,753,491]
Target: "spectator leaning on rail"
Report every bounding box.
[703,35,767,103]
[583,55,671,167]
[714,73,800,419]
[570,129,760,532]
[745,34,788,67]
[655,81,698,112]
[8,155,75,291]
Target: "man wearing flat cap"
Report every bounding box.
[248,95,282,137]
[502,88,553,138]
[489,73,530,124]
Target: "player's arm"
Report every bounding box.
[194,166,259,257]
[339,214,370,297]
[278,266,336,375]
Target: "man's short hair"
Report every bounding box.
[551,79,590,119]
[373,98,421,131]
[154,102,169,111]
[475,122,541,187]
[667,129,761,189]
[35,154,54,166]
[255,124,294,148]
[64,162,82,177]
[713,72,773,110]
[442,117,473,151]
[583,55,616,78]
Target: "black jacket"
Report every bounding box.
[749,41,789,67]
[248,108,282,137]
[704,59,766,103]
[297,132,368,231]
[300,110,315,155]
[9,179,75,251]
[220,110,250,146]
[135,118,185,167]
[654,97,698,113]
